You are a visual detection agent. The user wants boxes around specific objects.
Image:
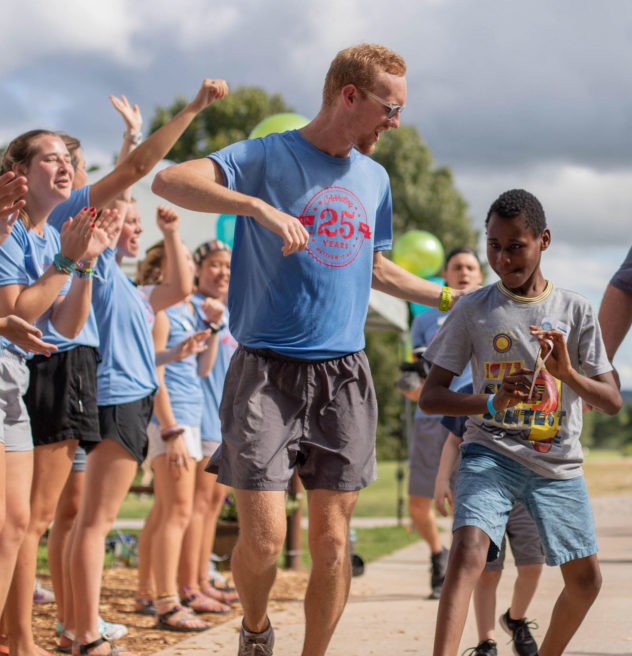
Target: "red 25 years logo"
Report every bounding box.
[298,186,371,267]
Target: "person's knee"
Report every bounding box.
[309,527,348,570]
[2,507,30,544]
[237,526,285,565]
[451,528,488,572]
[565,561,602,602]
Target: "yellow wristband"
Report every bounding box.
[438,286,452,313]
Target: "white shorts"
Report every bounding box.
[201,439,221,458]
[0,350,33,452]
[147,422,203,464]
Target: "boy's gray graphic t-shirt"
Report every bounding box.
[424,282,612,479]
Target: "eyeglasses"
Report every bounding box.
[360,88,405,119]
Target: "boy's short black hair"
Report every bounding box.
[485,189,547,236]
[444,246,480,269]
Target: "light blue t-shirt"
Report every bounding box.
[209,130,393,359]
[92,247,158,405]
[150,301,203,427]
[411,307,473,420]
[191,293,237,442]
[0,217,98,356]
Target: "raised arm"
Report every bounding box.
[87,78,228,211]
[372,251,468,308]
[152,158,309,256]
[147,206,192,313]
[109,94,144,202]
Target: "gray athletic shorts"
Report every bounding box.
[207,345,378,491]
[0,350,33,452]
[485,500,545,571]
[408,416,450,498]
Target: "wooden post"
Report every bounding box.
[285,470,303,570]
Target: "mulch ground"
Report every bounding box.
[32,567,309,655]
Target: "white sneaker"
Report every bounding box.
[98,616,128,641]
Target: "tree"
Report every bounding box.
[148,87,477,459]
[148,86,293,163]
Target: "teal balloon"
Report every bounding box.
[393,230,444,279]
[409,277,445,316]
[216,214,236,248]
[249,112,309,139]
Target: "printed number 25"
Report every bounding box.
[317,209,354,238]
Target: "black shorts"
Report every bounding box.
[25,346,100,446]
[95,395,154,466]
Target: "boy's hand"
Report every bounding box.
[529,326,572,381]
[494,367,534,410]
[434,478,453,517]
[188,78,229,113]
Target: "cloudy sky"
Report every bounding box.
[3,0,631,385]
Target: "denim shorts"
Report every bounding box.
[453,443,598,566]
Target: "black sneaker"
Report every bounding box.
[499,609,539,656]
[429,546,449,599]
[461,639,498,656]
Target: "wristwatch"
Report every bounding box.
[124,130,142,145]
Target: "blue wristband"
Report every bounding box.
[487,394,497,416]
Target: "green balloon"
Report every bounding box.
[249,112,309,139]
[393,230,444,278]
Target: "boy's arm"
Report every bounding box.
[420,363,534,416]
[434,433,462,517]
[530,326,622,415]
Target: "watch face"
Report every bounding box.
[132,132,142,144]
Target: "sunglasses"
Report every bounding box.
[360,88,405,119]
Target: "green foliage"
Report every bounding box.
[148,86,293,163]
[371,126,477,250]
[581,402,632,452]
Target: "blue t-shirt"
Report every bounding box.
[440,383,473,438]
[411,307,473,419]
[92,248,158,405]
[191,293,237,442]
[0,217,98,355]
[209,130,393,359]
[150,302,203,427]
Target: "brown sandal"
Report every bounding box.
[73,636,138,656]
[155,605,211,632]
[180,588,230,615]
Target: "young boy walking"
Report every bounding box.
[419,189,622,656]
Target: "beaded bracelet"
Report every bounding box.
[75,266,95,279]
[53,253,76,275]
[438,286,452,313]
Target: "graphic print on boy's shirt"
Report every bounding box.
[481,317,570,452]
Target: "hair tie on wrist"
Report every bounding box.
[487,394,497,416]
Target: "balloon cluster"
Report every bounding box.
[215,112,310,248]
[392,230,445,316]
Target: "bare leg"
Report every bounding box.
[409,495,442,553]
[509,563,542,619]
[302,489,358,656]
[473,569,502,641]
[136,502,159,603]
[433,526,489,656]
[178,457,213,590]
[231,489,287,632]
[69,439,138,651]
[0,450,32,616]
[48,470,84,629]
[538,555,601,656]
[7,440,76,656]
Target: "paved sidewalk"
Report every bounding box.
[153,494,632,655]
